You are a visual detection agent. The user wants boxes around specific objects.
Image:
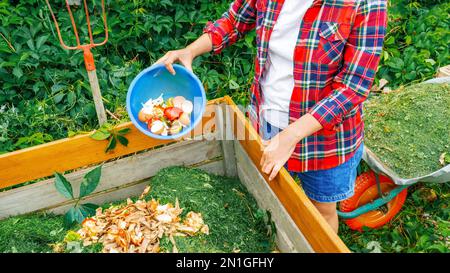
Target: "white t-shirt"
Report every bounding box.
[259,0,313,129]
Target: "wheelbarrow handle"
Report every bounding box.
[337,184,409,219]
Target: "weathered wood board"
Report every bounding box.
[234,141,313,253]
[223,96,350,253]
[0,98,225,189]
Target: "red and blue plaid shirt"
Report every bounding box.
[204,0,387,172]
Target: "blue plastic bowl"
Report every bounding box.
[126,64,206,139]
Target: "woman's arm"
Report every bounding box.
[155,0,257,73]
[204,0,257,54]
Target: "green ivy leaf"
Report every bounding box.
[79,165,102,198]
[53,93,65,104]
[117,135,129,147]
[64,207,83,227]
[387,57,404,70]
[12,66,23,79]
[79,203,99,218]
[105,135,117,153]
[229,79,240,90]
[90,129,111,141]
[117,128,131,135]
[64,207,77,228]
[67,91,76,105]
[54,172,74,199]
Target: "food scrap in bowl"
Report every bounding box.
[138,94,193,136]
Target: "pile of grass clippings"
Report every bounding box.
[364,83,450,178]
[0,167,275,253]
[146,167,276,253]
[0,213,65,253]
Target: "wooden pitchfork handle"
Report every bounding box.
[84,47,107,125]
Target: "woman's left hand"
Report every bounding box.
[259,113,323,181]
[260,126,299,181]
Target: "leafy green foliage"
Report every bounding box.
[90,123,131,153]
[376,1,450,88]
[0,0,253,154]
[1,0,448,153]
[54,165,102,228]
[79,166,102,197]
[54,172,74,199]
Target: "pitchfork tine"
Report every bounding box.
[65,0,81,47]
[82,0,94,45]
[94,0,109,46]
[45,0,77,50]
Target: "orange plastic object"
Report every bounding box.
[45,0,108,71]
[340,171,408,231]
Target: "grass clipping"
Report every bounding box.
[75,186,209,253]
[364,83,450,178]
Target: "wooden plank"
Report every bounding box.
[216,103,237,177]
[49,160,224,215]
[223,96,350,253]
[0,98,226,189]
[235,141,313,253]
[0,140,223,219]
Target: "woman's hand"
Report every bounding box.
[155,48,194,75]
[260,126,298,181]
[155,33,213,75]
[260,113,323,180]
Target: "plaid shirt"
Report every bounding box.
[204,0,387,172]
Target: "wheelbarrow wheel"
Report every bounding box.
[340,171,408,231]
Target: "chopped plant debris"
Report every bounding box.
[0,213,65,253]
[0,167,275,253]
[364,83,450,178]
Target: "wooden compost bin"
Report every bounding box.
[0,96,349,253]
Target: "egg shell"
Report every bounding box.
[181,100,193,114]
[138,108,153,122]
[150,120,164,135]
[169,120,183,135]
[173,96,186,109]
[178,112,191,126]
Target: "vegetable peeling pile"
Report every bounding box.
[75,186,209,253]
[364,83,450,178]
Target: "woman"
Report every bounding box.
[156,0,387,233]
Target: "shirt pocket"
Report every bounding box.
[314,22,351,64]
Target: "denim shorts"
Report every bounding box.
[260,119,363,203]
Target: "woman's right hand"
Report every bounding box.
[155,48,194,75]
[154,33,213,75]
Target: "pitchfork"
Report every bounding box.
[45,0,108,126]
